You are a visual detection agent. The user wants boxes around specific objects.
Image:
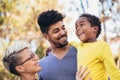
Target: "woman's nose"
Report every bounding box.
[34,54,39,60]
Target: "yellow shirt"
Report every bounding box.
[71,40,120,80]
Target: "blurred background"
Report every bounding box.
[0,0,120,79]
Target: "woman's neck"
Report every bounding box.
[20,73,36,80]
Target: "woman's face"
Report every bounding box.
[17,48,41,74]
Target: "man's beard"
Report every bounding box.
[52,40,68,48]
[50,34,68,48]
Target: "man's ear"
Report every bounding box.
[15,66,25,73]
[43,33,49,40]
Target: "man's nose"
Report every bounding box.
[60,30,66,35]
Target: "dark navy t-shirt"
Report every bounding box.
[38,46,77,80]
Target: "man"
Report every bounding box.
[37,10,90,80]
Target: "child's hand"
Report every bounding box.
[76,65,91,80]
[45,47,52,56]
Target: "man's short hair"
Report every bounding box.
[37,9,65,34]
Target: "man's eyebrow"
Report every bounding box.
[55,24,65,28]
[53,27,59,32]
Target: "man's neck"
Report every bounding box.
[51,45,70,59]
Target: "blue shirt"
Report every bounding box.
[38,46,77,80]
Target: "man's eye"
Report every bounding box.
[53,30,59,33]
[62,27,65,30]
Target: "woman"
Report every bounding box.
[2,40,41,80]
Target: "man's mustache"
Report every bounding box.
[57,34,67,40]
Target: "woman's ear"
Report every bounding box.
[15,66,25,73]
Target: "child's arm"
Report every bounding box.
[102,43,120,80]
[69,41,80,49]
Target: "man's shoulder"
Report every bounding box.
[39,53,55,63]
[68,46,77,55]
[40,55,50,62]
[69,45,77,50]
[39,56,50,64]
